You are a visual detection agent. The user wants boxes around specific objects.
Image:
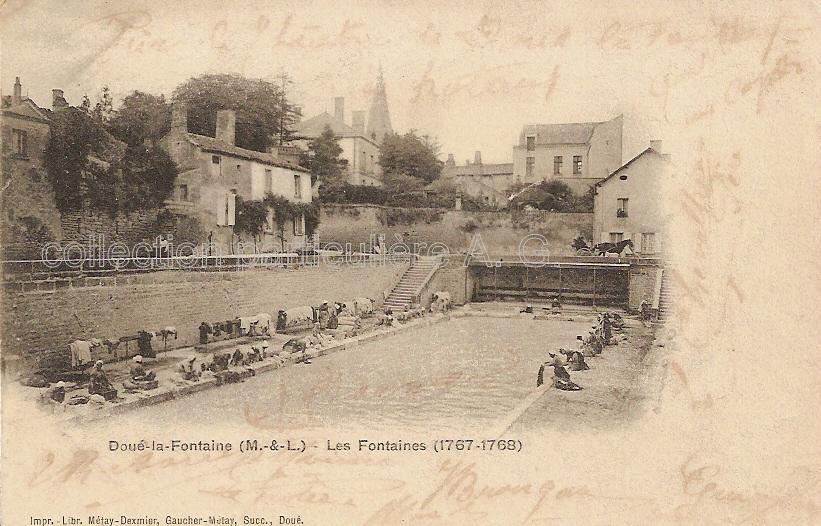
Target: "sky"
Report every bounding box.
[0,0,812,166]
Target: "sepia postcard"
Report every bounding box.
[1,0,819,524]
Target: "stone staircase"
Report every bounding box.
[383,256,441,312]
[658,268,674,322]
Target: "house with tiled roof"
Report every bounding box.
[440,150,513,209]
[161,103,313,250]
[294,70,393,187]
[512,115,623,194]
[1,77,64,254]
[592,140,671,255]
[294,97,382,187]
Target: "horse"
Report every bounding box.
[592,239,634,256]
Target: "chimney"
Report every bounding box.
[445,153,455,168]
[171,102,188,134]
[12,77,22,105]
[351,110,365,135]
[334,97,344,123]
[216,109,236,145]
[474,151,482,165]
[52,89,68,111]
[650,140,663,152]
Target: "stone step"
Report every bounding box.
[384,305,411,310]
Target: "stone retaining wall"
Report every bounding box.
[3,263,406,363]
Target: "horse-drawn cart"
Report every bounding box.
[575,239,635,257]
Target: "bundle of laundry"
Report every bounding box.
[68,340,93,368]
[160,326,178,342]
[278,307,314,330]
[103,338,120,354]
[351,297,375,317]
[241,313,273,336]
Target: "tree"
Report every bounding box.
[107,91,171,146]
[117,146,177,212]
[379,130,443,184]
[299,125,348,187]
[382,172,425,193]
[508,179,580,212]
[574,186,595,212]
[92,86,115,124]
[86,145,178,216]
[233,196,270,246]
[172,73,301,152]
[44,108,106,212]
[536,179,575,211]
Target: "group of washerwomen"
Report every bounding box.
[520,296,564,315]
[536,312,626,391]
[41,298,430,405]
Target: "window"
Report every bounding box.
[293,213,305,236]
[617,198,629,217]
[179,184,189,201]
[525,157,535,177]
[573,155,582,174]
[294,174,302,199]
[553,156,563,175]
[236,164,241,171]
[360,151,366,172]
[265,169,272,191]
[211,155,220,164]
[12,129,28,157]
[609,232,624,243]
[641,233,656,253]
[526,136,535,151]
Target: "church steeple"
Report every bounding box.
[366,66,393,143]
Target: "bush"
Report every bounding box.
[319,182,388,205]
[460,219,480,233]
[152,210,207,246]
[507,179,593,212]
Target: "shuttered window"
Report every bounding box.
[12,129,28,157]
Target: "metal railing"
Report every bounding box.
[2,251,416,283]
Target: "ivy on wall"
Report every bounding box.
[225,193,322,250]
[44,108,177,217]
[376,207,444,226]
